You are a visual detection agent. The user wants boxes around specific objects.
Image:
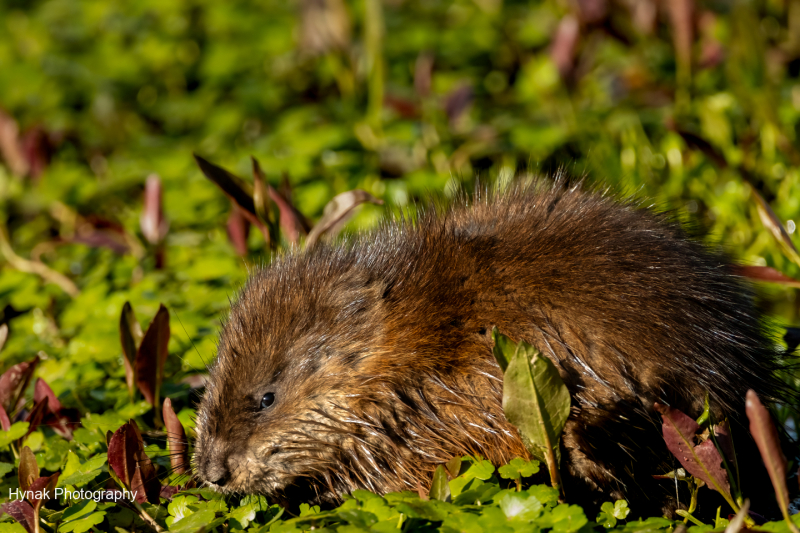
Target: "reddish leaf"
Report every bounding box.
[33,378,62,413]
[194,154,272,243]
[385,94,419,119]
[576,0,606,24]
[140,174,169,245]
[0,404,10,431]
[666,0,694,73]
[160,485,180,500]
[251,158,279,246]
[108,421,139,487]
[0,356,39,414]
[733,266,800,288]
[24,396,48,438]
[751,188,800,267]
[0,500,35,533]
[33,378,79,438]
[135,304,170,407]
[26,473,59,511]
[68,231,130,255]
[129,423,161,504]
[18,446,38,492]
[443,85,473,126]
[194,154,255,213]
[306,190,383,247]
[163,398,189,476]
[746,390,795,530]
[551,15,579,78]
[108,420,161,504]
[20,125,52,179]
[226,204,251,256]
[49,413,78,440]
[268,182,310,245]
[654,403,731,498]
[120,302,143,398]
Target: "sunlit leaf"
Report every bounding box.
[306,190,383,247]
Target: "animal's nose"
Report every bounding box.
[203,460,230,487]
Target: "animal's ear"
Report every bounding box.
[327,269,388,322]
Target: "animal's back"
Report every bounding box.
[362,182,782,507]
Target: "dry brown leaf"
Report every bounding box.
[306,190,383,247]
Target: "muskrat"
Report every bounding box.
[193,179,789,516]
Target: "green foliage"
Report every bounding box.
[596,501,631,529]
[497,335,570,495]
[1,0,800,531]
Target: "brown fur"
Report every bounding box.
[194,180,786,515]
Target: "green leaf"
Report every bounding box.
[597,502,618,528]
[492,328,517,372]
[498,458,540,481]
[57,453,107,487]
[61,500,97,523]
[58,512,106,533]
[502,341,570,465]
[168,510,222,533]
[227,500,258,530]
[298,503,321,517]
[463,458,495,481]
[429,464,451,501]
[498,491,543,521]
[0,422,29,448]
[613,500,631,519]
[0,461,13,478]
[549,504,588,533]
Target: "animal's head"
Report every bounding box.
[193,249,415,503]
[193,244,525,504]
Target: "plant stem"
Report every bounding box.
[364,0,384,130]
[0,219,79,297]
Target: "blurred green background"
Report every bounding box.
[1,0,800,418]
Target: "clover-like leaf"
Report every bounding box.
[498,458,540,480]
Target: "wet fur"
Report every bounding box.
[194,180,786,515]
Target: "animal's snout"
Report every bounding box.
[198,440,232,488]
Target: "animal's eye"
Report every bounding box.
[260,392,276,410]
